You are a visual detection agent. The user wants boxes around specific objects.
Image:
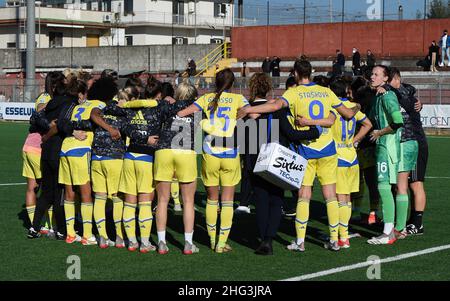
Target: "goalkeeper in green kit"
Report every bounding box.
[367,65,405,245]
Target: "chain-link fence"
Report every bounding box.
[240,0,450,26]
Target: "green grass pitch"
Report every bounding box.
[1,122,450,281]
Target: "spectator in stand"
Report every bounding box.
[270,56,281,88]
[439,30,450,67]
[352,47,361,76]
[336,49,346,75]
[262,57,271,75]
[270,56,281,77]
[187,58,197,76]
[241,62,250,79]
[173,70,181,86]
[366,50,376,68]
[0,91,5,102]
[241,61,251,89]
[429,41,440,73]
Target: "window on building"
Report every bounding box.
[210,38,223,44]
[125,35,133,46]
[172,0,185,24]
[124,0,133,16]
[103,0,112,12]
[172,37,188,45]
[49,32,63,48]
[214,3,227,17]
[7,42,16,48]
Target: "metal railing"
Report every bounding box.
[194,42,231,77]
[1,75,449,105]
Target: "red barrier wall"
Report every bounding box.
[232,19,450,60]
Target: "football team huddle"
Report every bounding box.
[23,59,427,256]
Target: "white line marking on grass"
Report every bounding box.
[281,244,450,281]
[426,176,450,179]
[0,182,26,186]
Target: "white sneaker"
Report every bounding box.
[81,236,98,246]
[235,206,251,214]
[287,241,305,252]
[447,62,450,67]
[367,231,396,245]
[439,62,444,67]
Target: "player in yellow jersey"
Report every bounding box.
[328,79,372,248]
[22,86,52,234]
[177,69,249,253]
[238,60,357,252]
[59,80,120,245]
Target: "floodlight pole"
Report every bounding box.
[25,0,36,102]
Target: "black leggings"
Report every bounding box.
[32,159,66,234]
[252,175,284,241]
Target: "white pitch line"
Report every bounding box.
[0,182,26,186]
[281,244,450,281]
[426,176,450,179]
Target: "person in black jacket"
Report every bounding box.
[352,47,361,75]
[261,57,271,75]
[243,73,321,255]
[27,73,78,239]
[428,41,440,72]
[270,56,281,88]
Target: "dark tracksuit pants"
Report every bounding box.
[251,174,284,241]
[32,159,66,234]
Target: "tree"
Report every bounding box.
[427,0,450,19]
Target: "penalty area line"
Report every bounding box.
[280,244,450,281]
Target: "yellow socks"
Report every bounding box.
[81,202,94,239]
[171,181,180,205]
[218,201,234,248]
[295,198,310,244]
[64,200,76,237]
[339,201,352,240]
[94,195,108,239]
[206,199,218,248]
[45,206,53,229]
[112,196,124,239]
[138,201,153,244]
[123,202,137,243]
[326,198,340,241]
[26,205,35,226]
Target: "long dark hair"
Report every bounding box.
[45,71,66,97]
[210,68,234,112]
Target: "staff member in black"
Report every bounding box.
[243,73,321,255]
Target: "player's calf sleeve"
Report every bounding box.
[296,198,310,243]
[112,196,124,239]
[206,199,219,246]
[64,200,76,237]
[218,201,234,246]
[326,198,339,241]
[138,201,153,242]
[81,202,94,238]
[171,181,180,205]
[378,182,395,224]
[339,201,352,240]
[395,194,409,231]
[93,195,108,238]
[123,203,137,243]
[26,205,36,226]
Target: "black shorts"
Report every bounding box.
[409,139,428,183]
